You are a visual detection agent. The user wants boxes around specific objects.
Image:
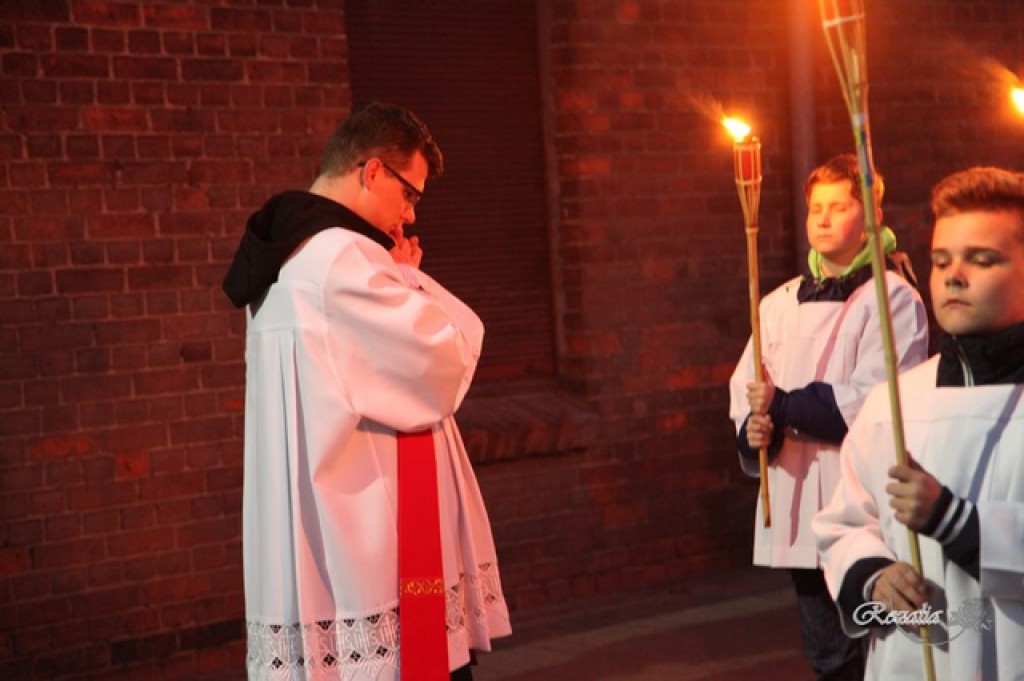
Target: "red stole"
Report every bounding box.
[397,429,449,681]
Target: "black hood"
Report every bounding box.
[221,190,393,308]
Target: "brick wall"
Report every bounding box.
[2,0,1022,678]
[479,0,1023,620]
[480,0,796,612]
[1,1,346,678]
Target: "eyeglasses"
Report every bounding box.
[359,158,423,207]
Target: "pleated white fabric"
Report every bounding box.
[815,357,1024,680]
[241,228,511,680]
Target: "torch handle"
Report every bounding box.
[746,225,771,529]
[819,3,934,677]
[853,131,936,680]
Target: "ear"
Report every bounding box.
[360,158,382,188]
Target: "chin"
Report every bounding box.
[939,320,990,336]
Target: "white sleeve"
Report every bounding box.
[832,275,929,425]
[323,238,484,432]
[813,395,897,635]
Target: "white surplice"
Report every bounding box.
[814,357,1024,680]
[729,271,929,567]
[241,227,511,680]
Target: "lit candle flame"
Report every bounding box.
[1012,87,1024,115]
[722,116,752,142]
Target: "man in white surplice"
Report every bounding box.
[223,102,511,681]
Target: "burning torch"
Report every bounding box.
[724,116,770,529]
[819,1,935,678]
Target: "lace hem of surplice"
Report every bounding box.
[246,563,504,680]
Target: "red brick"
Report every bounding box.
[195,33,227,57]
[159,211,222,237]
[87,212,154,238]
[271,11,303,33]
[83,508,119,535]
[226,33,258,59]
[95,79,130,105]
[105,528,176,558]
[143,4,208,30]
[32,537,103,570]
[115,450,150,479]
[60,374,132,403]
[168,415,233,446]
[140,186,174,212]
[72,1,142,28]
[66,479,138,511]
[0,548,30,576]
[8,161,45,187]
[218,107,280,133]
[79,401,116,429]
[162,312,230,340]
[3,52,38,77]
[48,161,114,187]
[0,243,31,269]
[81,106,149,132]
[91,27,125,52]
[210,7,272,32]
[302,11,344,34]
[71,585,141,619]
[134,368,199,396]
[176,517,238,549]
[55,26,89,51]
[161,30,195,55]
[181,58,243,82]
[54,267,124,293]
[2,1,69,22]
[112,55,177,80]
[45,512,83,541]
[109,86,146,113]
[126,264,193,290]
[19,79,58,105]
[121,160,189,185]
[126,28,160,54]
[40,53,110,78]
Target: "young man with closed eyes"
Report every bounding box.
[729,153,929,680]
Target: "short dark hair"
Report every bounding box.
[804,153,884,206]
[319,101,443,179]
[931,167,1024,239]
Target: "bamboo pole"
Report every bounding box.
[818,1,935,679]
[732,134,771,528]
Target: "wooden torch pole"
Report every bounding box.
[733,133,771,528]
[819,1,935,679]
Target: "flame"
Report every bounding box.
[722,116,752,142]
[1013,87,1024,115]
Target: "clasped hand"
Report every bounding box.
[744,366,776,449]
[870,561,931,613]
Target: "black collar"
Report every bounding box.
[936,321,1024,387]
[796,263,875,303]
